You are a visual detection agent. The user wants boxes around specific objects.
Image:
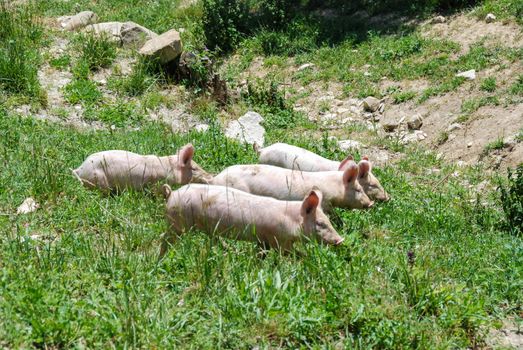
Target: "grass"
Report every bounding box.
[2,0,523,347]
[483,137,506,154]
[0,111,522,348]
[0,2,44,100]
[480,77,497,92]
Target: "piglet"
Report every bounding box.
[210,163,374,210]
[73,143,212,192]
[160,184,344,256]
[257,142,389,201]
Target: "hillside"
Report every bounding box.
[0,0,522,348]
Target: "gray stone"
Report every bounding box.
[447,123,462,132]
[382,121,399,132]
[485,13,496,23]
[59,11,97,31]
[363,96,380,112]
[121,22,158,47]
[432,15,446,24]
[84,22,123,42]
[297,63,315,71]
[456,69,476,80]
[225,111,265,146]
[407,114,423,130]
[139,29,182,64]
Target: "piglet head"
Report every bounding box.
[358,157,389,202]
[301,188,344,246]
[342,161,374,209]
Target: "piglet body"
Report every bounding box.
[73,144,211,192]
[210,163,373,210]
[258,142,389,201]
[160,184,343,256]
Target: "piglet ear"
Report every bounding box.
[302,189,321,215]
[358,159,371,178]
[362,155,369,161]
[338,155,354,171]
[179,143,194,166]
[162,184,172,199]
[342,162,359,184]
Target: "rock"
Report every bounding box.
[338,140,364,152]
[456,69,476,80]
[297,63,315,71]
[139,29,182,64]
[17,197,39,215]
[432,15,446,24]
[195,124,210,132]
[225,111,265,146]
[485,13,496,23]
[84,22,124,42]
[378,103,385,113]
[382,121,399,132]
[120,22,158,47]
[401,130,427,144]
[407,114,423,130]
[336,107,350,115]
[363,96,380,112]
[58,11,97,31]
[447,123,462,132]
[467,142,473,148]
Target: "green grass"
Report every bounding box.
[0,110,522,348]
[461,95,499,114]
[510,74,523,96]
[0,2,44,99]
[480,77,497,92]
[64,79,103,106]
[483,137,506,154]
[74,33,117,72]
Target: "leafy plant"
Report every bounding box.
[75,33,117,71]
[202,0,248,52]
[499,164,523,235]
[510,74,523,96]
[64,79,102,106]
[480,77,496,92]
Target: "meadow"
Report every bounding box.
[0,0,522,348]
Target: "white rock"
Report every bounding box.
[457,160,465,167]
[225,111,265,146]
[485,13,496,23]
[297,63,315,71]
[432,15,446,24]
[467,142,473,148]
[363,96,380,112]
[84,22,123,42]
[338,140,364,152]
[17,197,39,215]
[456,69,476,80]
[337,107,350,115]
[139,29,182,64]
[58,11,97,31]
[382,121,399,132]
[447,123,462,132]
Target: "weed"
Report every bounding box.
[75,33,117,71]
[109,61,156,97]
[64,79,103,106]
[49,54,71,70]
[480,77,496,92]
[0,3,43,98]
[85,100,143,127]
[461,96,499,114]
[437,131,449,145]
[392,90,416,104]
[483,137,505,154]
[499,164,523,235]
[510,74,523,96]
